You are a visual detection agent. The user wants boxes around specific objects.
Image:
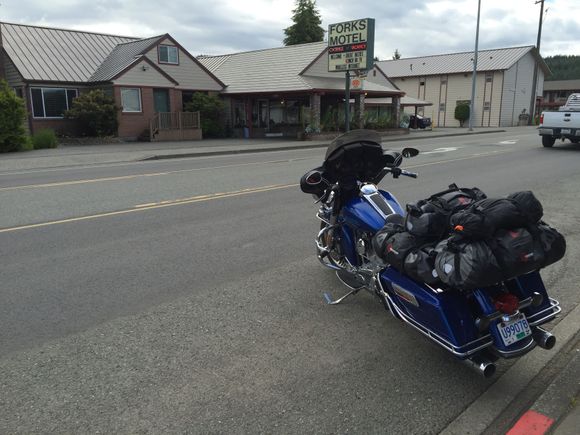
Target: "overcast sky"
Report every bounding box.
[2,0,579,59]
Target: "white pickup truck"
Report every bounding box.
[538,93,580,147]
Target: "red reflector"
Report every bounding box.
[494,293,520,314]
[540,113,544,125]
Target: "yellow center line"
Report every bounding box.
[0,159,298,192]
[0,183,298,234]
[0,148,518,234]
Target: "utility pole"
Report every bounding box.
[529,0,545,124]
[468,0,481,131]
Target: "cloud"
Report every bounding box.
[1,0,579,58]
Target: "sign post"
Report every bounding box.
[328,18,375,132]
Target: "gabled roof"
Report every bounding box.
[90,35,164,82]
[198,41,328,93]
[198,41,401,95]
[0,21,137,82]
[377,46,550,78]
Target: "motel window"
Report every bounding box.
[486,73,493,83]
[121,88,142,112]
[31,87,77,118]
[439,103,446,112]
[159,45,179,64]
[483,101,491,111]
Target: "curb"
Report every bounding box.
[141,129,507,161]
[506,351,580,435]
[440,301,580,435]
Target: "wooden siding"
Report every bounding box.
[3,55,24,87]
[144,38,223,91]
[500,52,535,126]
[113,60,175,87]
[393,71,506,127]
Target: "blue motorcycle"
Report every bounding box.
[301,130,562,377]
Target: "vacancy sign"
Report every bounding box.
[328,18,375,72]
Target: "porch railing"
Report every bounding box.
[150,111,201,140]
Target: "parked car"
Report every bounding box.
[409,114,432,129]
[538,93,580,147]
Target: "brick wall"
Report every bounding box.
[115,86,155,139]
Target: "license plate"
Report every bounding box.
[497,314,531,346]
[561,128,571,134]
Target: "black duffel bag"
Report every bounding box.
[404,245,440,286]
[405,197,450,240]
[373,214,405,258]
[383,231,424,271]
[492,228,545,279]
[434,238,503,290]
[429,183,487,213]
[452,198,525,238]
[532,222,566,268]
[507,191,543,224]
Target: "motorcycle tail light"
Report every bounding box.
[494,293,520,315]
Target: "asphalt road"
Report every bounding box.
[1,130,580,433]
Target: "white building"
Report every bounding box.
[375,46,550,127]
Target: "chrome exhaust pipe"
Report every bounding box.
[532,326,556,350]
[464,354,497,378]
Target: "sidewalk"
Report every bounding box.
[0,126,517,172]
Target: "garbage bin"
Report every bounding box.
[243,126,249,139]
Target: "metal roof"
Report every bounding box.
[199,42,401,95]
[1,22,138,82]
[198,42,328,93]
[543,79,580,91]
[377,46,548,78]
[90,35,164,82]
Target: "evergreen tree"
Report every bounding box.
[392,49,401,60]
[543,55,580,81]
[283,0,324,46]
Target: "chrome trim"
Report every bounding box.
[376,279,493,357]
[361,186,395,220]
[527,298,561,326]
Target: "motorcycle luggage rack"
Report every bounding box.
[527,298,561,326]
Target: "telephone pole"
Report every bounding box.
[468,0,481,131]
[529,0,545,124]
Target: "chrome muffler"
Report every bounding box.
[464,354,497,378]
[532,326,556,350]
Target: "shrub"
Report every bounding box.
[184,92,225,138]
[0,79,28,153]
[65,89,118,137]
[454,103,470,127]
[32,129,58,149]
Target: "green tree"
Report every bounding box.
[65,89,118,136]
[283,0,324,46]
[184,92,225,138]
[544,55,580,80]
[0,80,28,153]
[454,103,470,127]
[392,49,401,60]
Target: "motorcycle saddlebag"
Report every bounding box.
[465,198,527,233]
[403,245,440,286]
[434,238,503,290]
[492,228,545,279]
[383,231,423,271]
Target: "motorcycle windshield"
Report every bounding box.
[324,129,382,160]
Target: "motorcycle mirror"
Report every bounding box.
[402,148,420,158]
